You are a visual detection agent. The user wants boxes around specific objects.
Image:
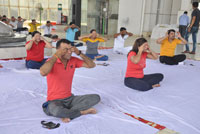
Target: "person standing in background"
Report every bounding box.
[183,2,200,54]
[179,11,189,38]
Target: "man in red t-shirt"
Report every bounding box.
[40,39,100,123]
[25,31,53,69]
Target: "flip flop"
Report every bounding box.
[41,120,60,129]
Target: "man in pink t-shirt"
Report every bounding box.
[40,39,100,123]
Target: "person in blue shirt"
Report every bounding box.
[64,22,82,47]
[179,11,189,38]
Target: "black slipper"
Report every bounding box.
[41,120,60,129]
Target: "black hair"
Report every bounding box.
[184,11,188,14]
[192,2,199,8]
[31,31,41,37]
[69,22,75,25]
[90,29,96,33]
[168,29,175,35]
[51,35,58,39]
[2,15,6,17]
[128,38,147,55]
[120,27,126,31]
[46,21,51,24]
[56,39,71,49]
[32,19,36,22]
[1,19,6,22]
[18,16,21,18]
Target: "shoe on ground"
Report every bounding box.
[182,50,190,53]
[189,51,195,54]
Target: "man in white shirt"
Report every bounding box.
[40,21,56,38]
[9,16,18,31]
[113,27,133,54]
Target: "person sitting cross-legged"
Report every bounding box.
[79,29,108,61]
[124,38,164,91]
[40,39,100,123]
[113,27,133,54]
[25,31,53,69]
[156,29,187,65]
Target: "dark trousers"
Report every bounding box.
[25,59,47,69]
[44,34,52,38]
[159,54,186,65]
[13,27,28,32]
[124,73,164,91]
[42,94,100,119]
[179,25,187,38]
[71,42,83,47]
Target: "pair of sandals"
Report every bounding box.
[41,121,60,129]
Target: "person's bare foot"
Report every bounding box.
[61,118,71,123]
[95,55,104,59]
[80,108,97,115]
[152,84,160,88]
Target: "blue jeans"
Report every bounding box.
[26,59,47,69]
[86,54,109,61]
[184,26,198,52]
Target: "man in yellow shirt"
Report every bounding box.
[156,29,187,65]
[28,19,41,34]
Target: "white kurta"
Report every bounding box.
[40,25,56,35]
[113,34,129,53]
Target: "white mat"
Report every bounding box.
[0,49,200,134]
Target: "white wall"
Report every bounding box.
[118,0,143,35]
[118,0,182,35]
[170,0,182,24]
[143,0,158,32]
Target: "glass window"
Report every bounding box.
[10,7,18,17]
[19,0,28,7]
[62,9,69,16]
[0,0,8,6]
[49,0,58,8]
[10,0,18,6]
[41,9,48,21]
[29,0,39,8]
[29,8,37,19]
[0,6,8,16]
[39,0,48,8]
[20,8,29,19]
[58,0,68,9]
[49,9,57,21]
